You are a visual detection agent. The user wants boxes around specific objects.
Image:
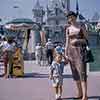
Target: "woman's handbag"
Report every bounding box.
[79,28,94,63]
[83,45,94,63]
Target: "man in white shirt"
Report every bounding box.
[35,43,42,65]
[46,38,54,65]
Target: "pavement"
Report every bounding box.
[0,61,100,100]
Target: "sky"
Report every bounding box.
[0,0,100,24]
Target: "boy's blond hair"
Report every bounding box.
[54,53,63,60]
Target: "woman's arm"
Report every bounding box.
[62,54,69,64]
[65,28,69,56]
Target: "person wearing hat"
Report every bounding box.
[65,11,88,100]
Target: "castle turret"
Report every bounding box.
[32,0,45,47]
[32,0,45,24]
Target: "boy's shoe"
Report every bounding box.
[55,94,59,100]
[58,94,62,99]
[55,94,62,100]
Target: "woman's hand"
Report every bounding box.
[70,39,78,45]
[62,55,70,64]
[71,39,86,46]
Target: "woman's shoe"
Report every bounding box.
[82,96,88,100]
[73,96,82,99]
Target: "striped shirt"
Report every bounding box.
[50,61,65,77]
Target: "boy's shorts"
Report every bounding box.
[51,76,63,87]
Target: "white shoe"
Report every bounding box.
[58,94,62,99]
[55,94,58,99]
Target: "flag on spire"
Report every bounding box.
[76,0,79,15]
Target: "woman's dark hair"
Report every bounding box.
[67,11,77,18]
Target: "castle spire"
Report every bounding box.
[61,0,70,12]
[34,0,41,9]
[32,0,45,24]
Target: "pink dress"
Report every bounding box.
[66,25,87,81]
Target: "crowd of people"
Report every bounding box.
[35,38,65,66]
[0,35,24,78]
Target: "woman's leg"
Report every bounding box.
[81,81,88,100]
[4,65,8,78]
[4,61,9,78]
[4,60,7,75]
[4,66,7,74]
[75,80,83,98]
[70,62,83,98]
[81,63,88,100]
[3,52,9,78]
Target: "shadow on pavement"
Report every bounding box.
[23,73,34,78]
[88,96,100,100]
[0,73,73,79]
[62,96,100,100]
[63,74,72,78]
[24,73,48,78]
[23,73,73,79]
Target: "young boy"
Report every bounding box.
[49,53,68,100]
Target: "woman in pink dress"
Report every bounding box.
[65,11,88,100]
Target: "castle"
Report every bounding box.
[32,0,70,45]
